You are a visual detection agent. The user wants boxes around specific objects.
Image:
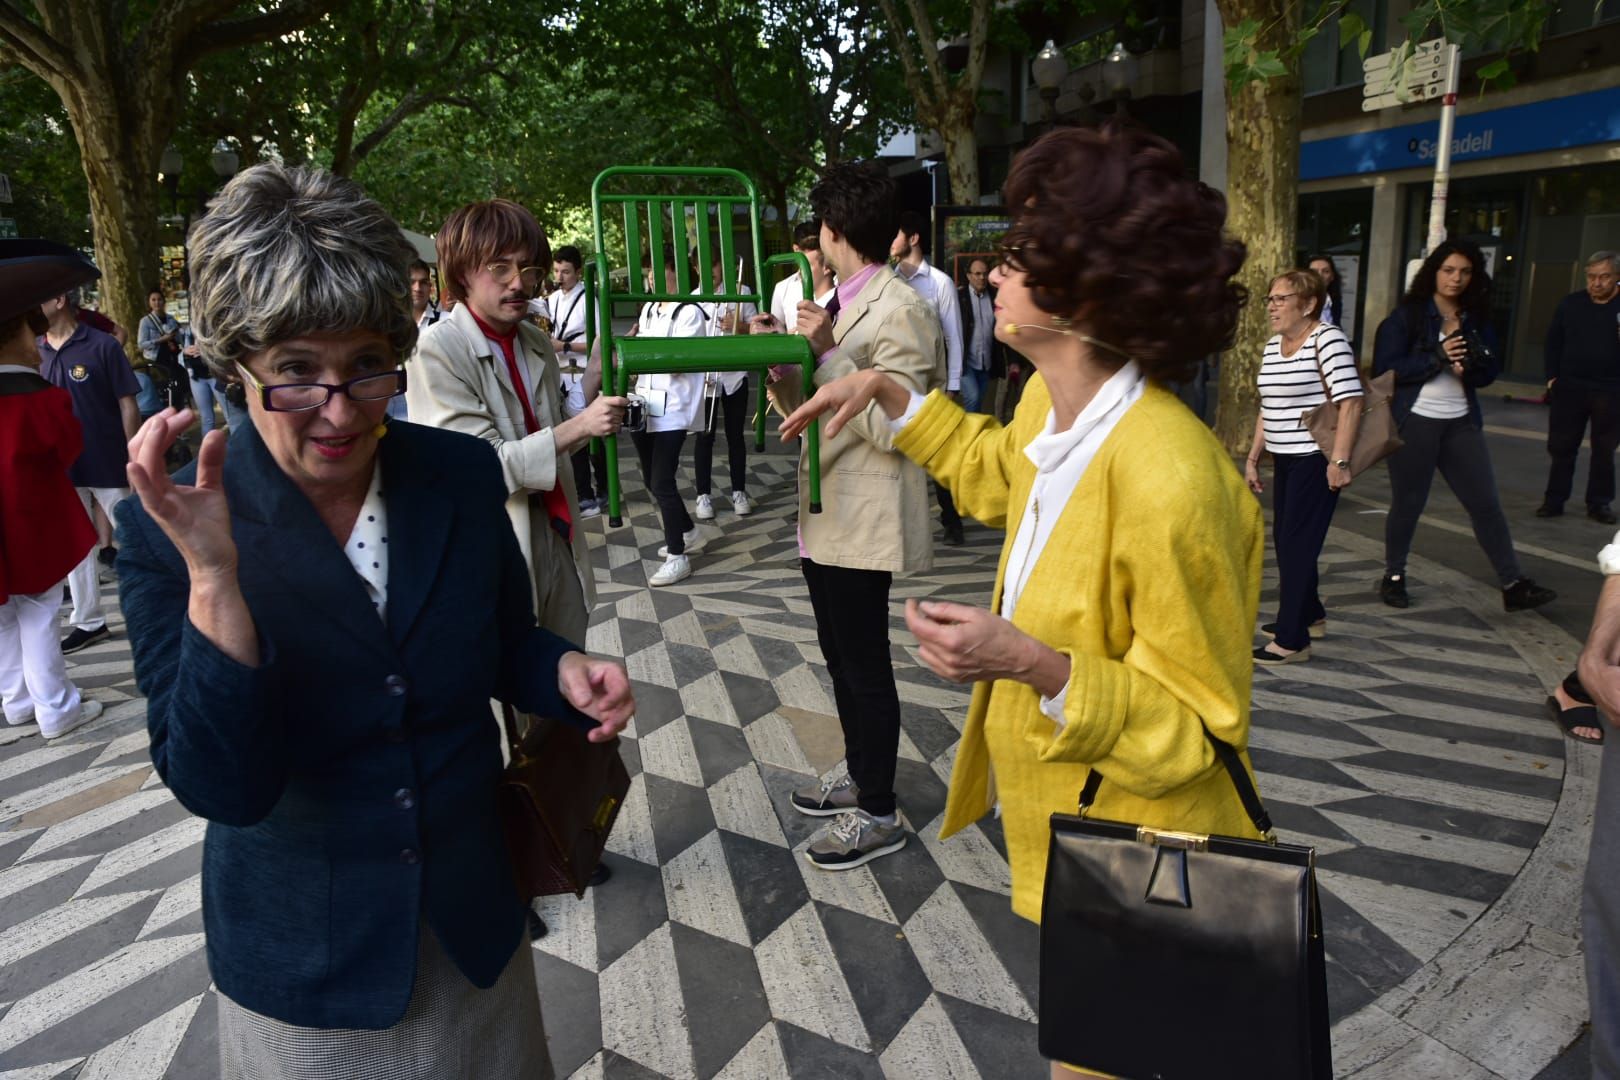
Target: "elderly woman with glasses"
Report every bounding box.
[1243,269,1363,665]
[781,125,1263,1077]
[115,163,633,1080]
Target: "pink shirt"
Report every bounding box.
[816,262,883,367]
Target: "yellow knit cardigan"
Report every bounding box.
[894,377,1267,923]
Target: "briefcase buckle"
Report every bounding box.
[1135,826,1209,851]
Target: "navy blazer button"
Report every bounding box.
[399,848,419,865]
[394,788,415,809]
[385,675,407,697]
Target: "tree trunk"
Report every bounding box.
[59,81,164,356]
[1212,0,1303,452]
[936,94,980,205]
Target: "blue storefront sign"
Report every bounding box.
[1301,84,1620,181]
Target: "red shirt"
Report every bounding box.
[0,368,96,602]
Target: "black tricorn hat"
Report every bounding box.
[0,238,101,322]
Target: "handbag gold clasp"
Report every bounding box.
[1136,826,1209,851]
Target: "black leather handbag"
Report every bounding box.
[1038,730,1331,1079]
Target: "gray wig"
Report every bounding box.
[188,163,417,378]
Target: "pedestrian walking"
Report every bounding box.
[957,257,1004,415]
[751,162,945,871]
[1245,269,1363,664]
[1539,251,1620,524]
[117,162,634,1080]
[38,288,140,654]
[633,245,710,587]
[408,200,623,645]
[1307,253,1343,328]
[547,245,608,518]
[693,254,757,522]
[1372,238,1556,612]
[0,239,106,741]
[780,124,1263,1077]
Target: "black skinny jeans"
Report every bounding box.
[800,558,901,818]
[631,428,694,554]
[1385,412,1522,587]
[694,377,750,496]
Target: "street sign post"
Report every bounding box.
[0,219,18,239]
[1363,40,1461,257]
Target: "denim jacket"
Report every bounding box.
[1372,299,1500,427]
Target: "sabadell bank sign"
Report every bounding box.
[1301,84,1620,182]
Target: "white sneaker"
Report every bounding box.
[695,494,716,521]
[657,528,706,558]
[649,554,692,587]
[731,491,752,516]
[578,499,602,519]
[42,699,103,741]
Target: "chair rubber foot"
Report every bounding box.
[809,502,823,514]
[608,516,624,528]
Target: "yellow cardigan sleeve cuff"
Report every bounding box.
[892,388,964,466]
[1022,649,1127,766]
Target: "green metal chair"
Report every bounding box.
[584,165,820,528]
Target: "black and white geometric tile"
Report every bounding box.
[0,440,1570,1078]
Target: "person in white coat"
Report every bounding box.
[694,256,758,521]
[635,246,710,586]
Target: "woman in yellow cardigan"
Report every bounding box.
[782,125,1261,1077]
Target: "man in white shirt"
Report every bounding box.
[892,210,966,545]
[546,245,606,516]
[771,221,825,333]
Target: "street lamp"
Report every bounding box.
[210,140,239,180]
[1031,40,1068,128]
[1103,42,1135,117]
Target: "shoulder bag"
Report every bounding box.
[498,705,629,899]
[1039,729,1331,1079]
[1300,328,1402,477]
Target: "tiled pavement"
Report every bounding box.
[0,439,1599,1079]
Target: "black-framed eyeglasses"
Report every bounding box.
[237,365,407,413]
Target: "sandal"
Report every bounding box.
[1547,695,1604,745]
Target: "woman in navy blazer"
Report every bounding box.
[116,163,632,1079]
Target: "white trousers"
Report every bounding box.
[0,586,82,731]
[68,486,128,632]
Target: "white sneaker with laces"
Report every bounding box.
[657,528,706,558]
[695,494,715,521]
[41,699,103,741]
[649,554,692,587]
[731,490,752,516]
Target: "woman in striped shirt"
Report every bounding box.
[1245,269,1363,664]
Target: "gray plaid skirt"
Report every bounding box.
[217,922,553,1080]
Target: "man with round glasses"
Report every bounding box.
[407,200,625,646]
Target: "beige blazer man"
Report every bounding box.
[773,266,945,573]
[407,303,595,643]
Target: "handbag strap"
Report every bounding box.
[1303,325,1365,402]
[1077,727,1275,841]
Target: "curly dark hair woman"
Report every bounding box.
[1371,237,1554,612]
[779,123,1267,1077]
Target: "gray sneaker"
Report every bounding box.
[791,774,859,817]
[805,810,907,871]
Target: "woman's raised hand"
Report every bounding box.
[779,368,897,441]
[126,409,238,579]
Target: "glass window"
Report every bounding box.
[1548,0,1620,36]
[1303,0,1389,95]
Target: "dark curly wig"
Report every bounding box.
[1000,124,1247,383]
[1402,237,1493,322]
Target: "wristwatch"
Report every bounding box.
[1332,459,1351,469]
